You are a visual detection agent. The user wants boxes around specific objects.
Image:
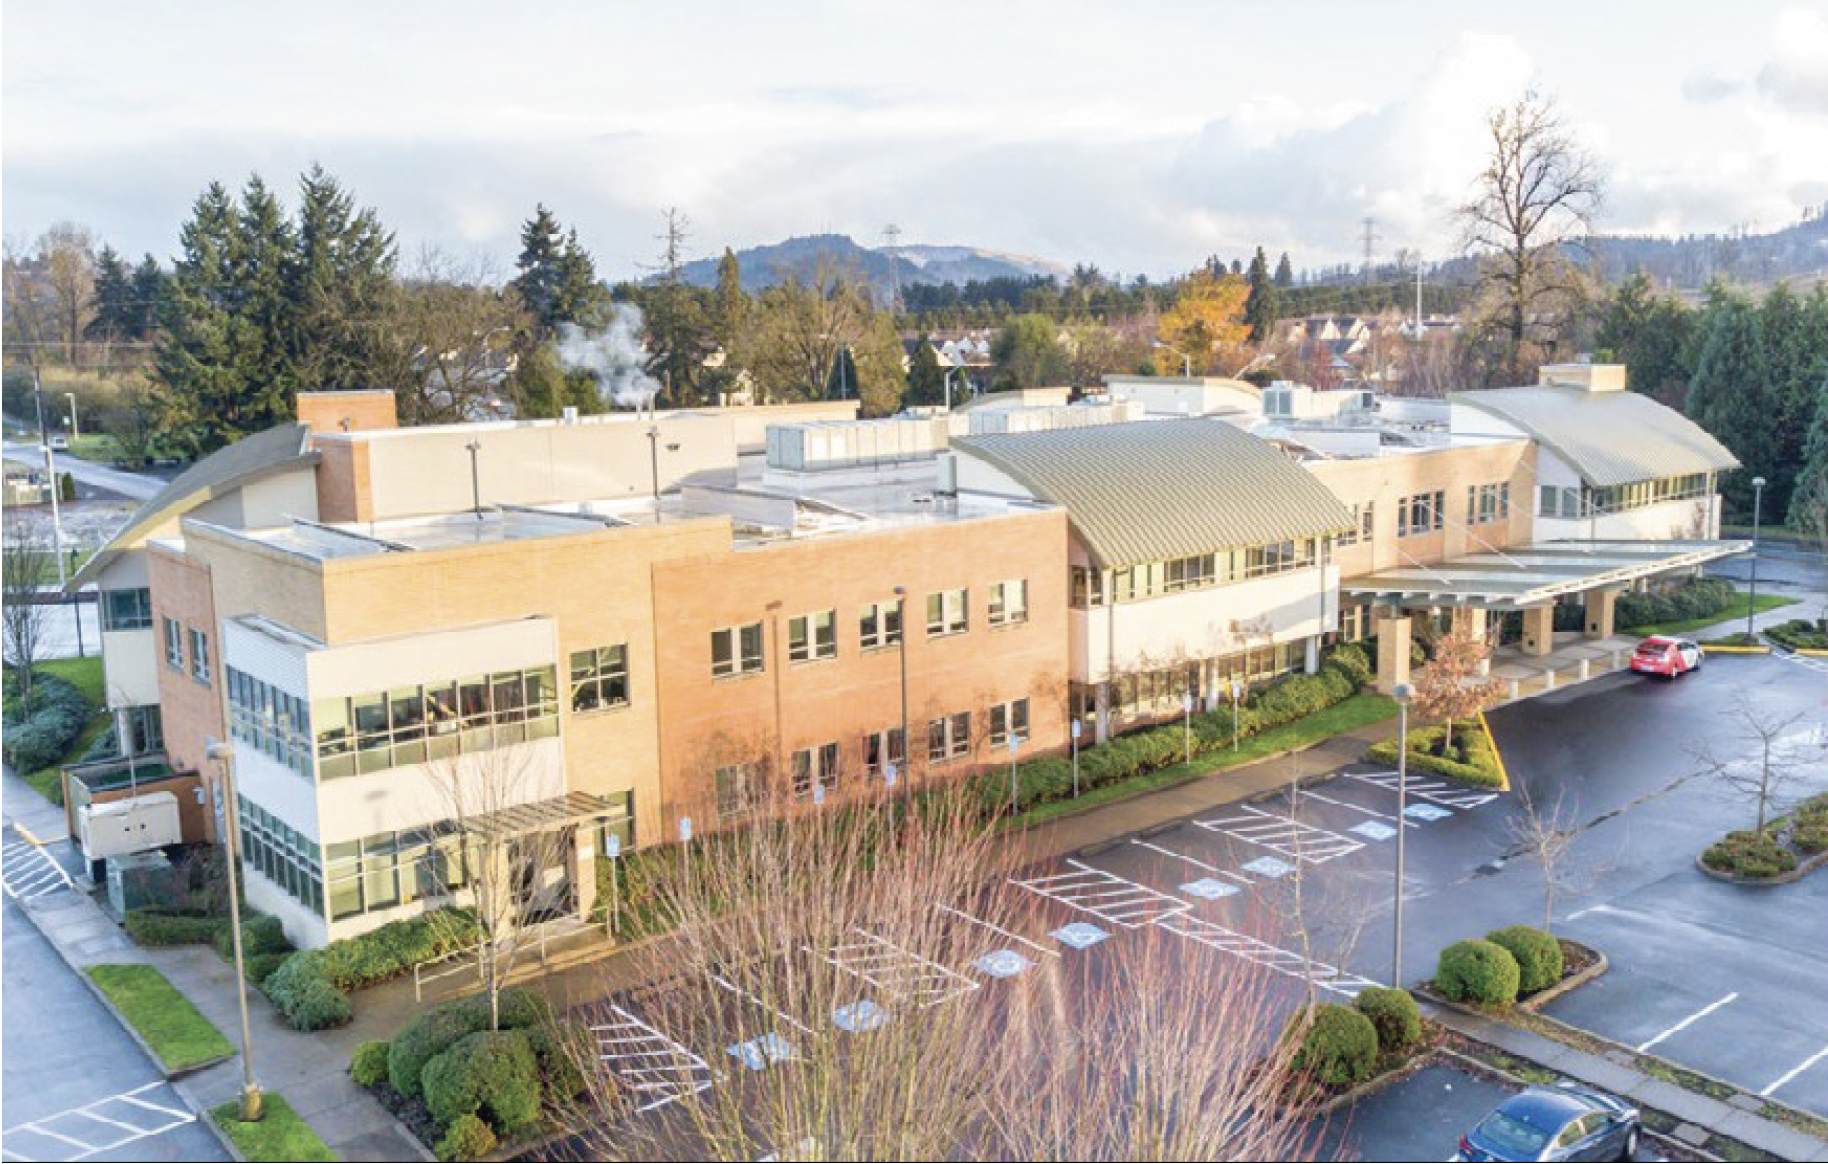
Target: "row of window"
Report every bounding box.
[227,667,313,778]
[1335,502,1377,548]
[1467,482,1514,527]
[239,795,323,915]
[1069,541,1323,607]
[1067,641,1307,726]
[163,617,211,684]
[1538,473,1711,520]
[100,587,153,632]
[1396,490,1447,538]
[712,583,1028,679]
[326,823,472,921]
[312,666,561,780]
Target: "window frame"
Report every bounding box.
[100,587,153,632]
[925,588,968,638]
[858,601,903,651]
[787,609,838,663]
[570,644,630,713]
[711,622,766,679]
[986,697,1030,748]
[987,579,1029,626]
[163,617,184,670]
[188,627,211,684]
[926,711,971,763]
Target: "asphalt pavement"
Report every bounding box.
[1,441,164,502]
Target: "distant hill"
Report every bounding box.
[1582,204,1828,290]
[672,233,1068,294]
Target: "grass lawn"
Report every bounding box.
[1624,590,1796,636]
[66,433,122,462]
[85,964,235,1073]
[210,1094,337,1163]
[1008,691,1400,831]
[17,656,110,805]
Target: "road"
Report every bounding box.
[2,441,164,503]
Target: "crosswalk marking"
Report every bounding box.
[1349,770,1499,810]
[1153,916,1383,998]
[811,928,980,1009]
[1,838,74,902]
[1195,804,1365,864]
[1,1081,195,1162]
[1011,860,1192,928]
[591,1004,719,1113]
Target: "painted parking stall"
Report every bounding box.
[0,1081,194,1162]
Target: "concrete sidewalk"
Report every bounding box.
[1425,1001,1828,1162]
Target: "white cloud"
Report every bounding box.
[1756,6,1828,114]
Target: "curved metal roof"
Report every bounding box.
[952,419,1352,568]
[1452,386,1739,488]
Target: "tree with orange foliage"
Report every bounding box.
[1155,270,1249,374]
[1408,626,1504,758]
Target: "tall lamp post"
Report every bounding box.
[1151,340,1192,377]
[65,392,80,441]
[1746,476,1766,639]
[205,741,263,1122]
[1390,682,1412,989]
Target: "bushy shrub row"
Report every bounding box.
[1486,925,1562,994]
[1616,576,1735,630]
[125,909,223,947]
[1703,829,1799,878]
[1353,986,1422,1056]
[1765,618,1828,651]
[1435,925,1565,1004]
[1365,722,1504,788]
[1282,1003,1379,1086]
[1,674,92,773]
[263,907,480,1030]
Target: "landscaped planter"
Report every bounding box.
[1516,939,1608,1012]
[1697,795,1828,884]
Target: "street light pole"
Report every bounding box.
[1152,340,1192,377]
[42,444,67,589]
[64,392,79,441]
[1391,683,1412,989]
[465,440,482,520]
[205,741,263,1123]
[1182,689,1193,764]
[1747,476,1766,639]
[893,586,909,782]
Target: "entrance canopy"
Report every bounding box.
[1341,539,1749,609]
[464,791,626,840]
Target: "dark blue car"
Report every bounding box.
[1456,1084,1641,1162]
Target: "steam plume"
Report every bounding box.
[556,303,662,411]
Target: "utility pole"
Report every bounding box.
[1361,216,1378,287]
[1414,264,1424,331]
[882,223,903,314]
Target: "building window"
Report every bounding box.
[711,622,765,678]
[313,665,560,780]
[1336,506,1360,547]
[188,628,211,684]
[163,618,184,670]
[987,698,1030,748]
[1361,500,1375,541]
[863,727,905,778]
[324,821,469,922]
[859,602,903,650]
[122,705,164,755]
[1499,482,1511,519]
[715,764,757,820]
[787,610,838,663]
[791,742,840,799]
[926,589,968,637]
[988,579,1028,626]
[927,712,970,763]
[570,645,629,713]
[1069,566,1106,608]
[238,796,323,916]
[1162,555,1217,592]
[1398,490,1444,537]
[227,667,313,778]
[100,588,152,631]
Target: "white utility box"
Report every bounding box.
[78,792,181,861]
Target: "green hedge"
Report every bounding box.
[1282,1003,1379,1086]
[1766,618,1828,651]
[1365,722,1504,788]
[214,912,291,961]
[125,909,223,947]
[422,1029,542,1134]
[351,1040,391,1088]
[262,907,480,1031]
[1486,926,1562,995]
[1353,986,1422,1055]
[1436,939,1520,1005]
[1702,829,1799,878]
[1616,576,1736,630]
[387,988,551,1099]
[1,674,91,772]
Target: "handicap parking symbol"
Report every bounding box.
[1350,820,1398,841]
[974,949,1034,978]
[1051,922,1110,950]
[1241,856,1294,879]
[833,1000,891,1032]
[1179,877,1240,900]
[727,1031,796,1070]
[1404,803,1452,822]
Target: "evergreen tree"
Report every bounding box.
[1273,252,1294,288]
[1595,271,1694,405]
[153,182,243,455]
[825,345,859,400]
[512,205,567,333]
[285,165,397,395]
[1787,365,1828,530]
[1244,247,1278,343]
[84,246,137,344]
[1686,293,1773,521]
[991,314,1069,390]
[712,247,746,350]
[130,255,167,338]
[1759,283,1828,519]
[906,334,947,406]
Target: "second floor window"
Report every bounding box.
[189,627,211,684]
[859,601,903,650]
[711,623,765,678]
[570,645,629,712]
[788,610,838,663]
[163,618,184,670]
[988,579,1029,626]
[101,588,153,631]
[926,588,968,637]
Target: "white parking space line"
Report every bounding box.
[1153,915,1383,998]
[1195,804,1364,865]
[1011,860,1192,928]
[936,903,1061,958]
[708,972,817,1035]
[0,1081,195,1162]
[1129,838,1255,885]
[1,839,75,901]
[1761,1044,1828,1097]
[1349,770,1500,810]
[592,1004,719,1113]
[1636,992,1738,1053]
[811,928,980,1008]
[1300,788,1422,828]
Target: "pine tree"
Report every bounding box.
[1686,293,1773,521]
[512,205,566,333]
[1273,252,1294,288]
[1595,272,1694,405]
[906,334,947,406]
[1244,247,1278,343]
[285,165,397,395]
[84,246,137,344]
[130,255,167,338]
[712,247,746,350]
[1786,367,1828,530]
[1758,284,1828,520]
[153,182,242,455]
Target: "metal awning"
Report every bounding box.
[1341,539,1750,609]
[463,791,628,840]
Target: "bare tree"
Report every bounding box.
[2,512,51,707]
[36,222,97,365]
[1506,783,1582,932]
[1691,693,1820,835]
[1456,90,1602,385]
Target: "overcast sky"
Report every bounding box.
[5,1,1827,282]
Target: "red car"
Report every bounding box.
[1629,635,1702,678]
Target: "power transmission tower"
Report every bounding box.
[657,208,691,284]
[1360,216,1378,286]
[882,223,903,313]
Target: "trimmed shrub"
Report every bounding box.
[350,1040,391,1088]
[389,1004,488,1099]
[125,909,222,947]
[1702,829,1798,878]
[243,951,291,988]
[1436,939,1521,1005]
[263,951,353,1031]
[1282,1003,1378,1087]
[262,907,480,1031]
[455,987,550,1033]
[1486,926,1563,994]
[1794,820,1828,855]
[1366,723,1504,788]
[2,674,93,772]
[422,1029,542,1134]
[215,912,290,961]
[1353,986,1422,1055]
[436,1113,497,1162]
[527,1019,590,1101]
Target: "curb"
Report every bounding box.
[1797,647,1828,658]
[1478,710,1511,792]
[1699,644,1772,654]
[1694,847,1828,886]
[199,1104,252,1163]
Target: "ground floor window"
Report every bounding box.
[927,712,971,764]
[238,795,323,915]
[716,764,758,819]
[325,821,470,922]
[122,704,164,755]
[791,742,840,799]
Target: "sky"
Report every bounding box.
[5,0,1827,283]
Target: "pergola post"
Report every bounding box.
[1375,614,1412,694]
[1521,605,1555,656]
[1582,587,1619,639]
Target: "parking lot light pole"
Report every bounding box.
[1070,718,1081,798]
[1746,476,1766,639]
[1391,683,1412,989]
[1182,689,1193,764]
[893,586,909,784]
[206,741,263,1123]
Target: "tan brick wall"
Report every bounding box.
[312,439,372,524]
[650,508,1071,833]
[148,545,225,840]
[297,390,397,434]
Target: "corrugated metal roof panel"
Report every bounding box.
[951,419,1353,567]
[1452,387,1739,488]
